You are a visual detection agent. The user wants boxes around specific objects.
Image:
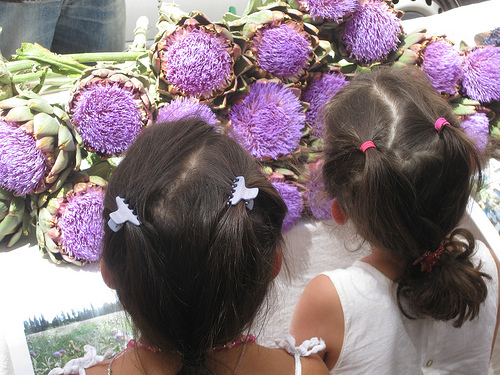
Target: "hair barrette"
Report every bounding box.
[108,196,141,232]
[434,118,449,135]
[228,176,259,210]
[412,244,446,273]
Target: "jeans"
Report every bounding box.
[0,0,126,59]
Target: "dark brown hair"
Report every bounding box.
[102,118,286,374]
[321,66,489,327]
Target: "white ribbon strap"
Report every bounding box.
[275,334,326,375]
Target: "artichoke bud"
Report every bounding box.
[28,98,54,114]
[4,105,34,122]
[0,97,29,109]
[34,112,60,137]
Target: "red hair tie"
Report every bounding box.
[360,141,376,153]
[434,118,449,134]
[413,244,446,272]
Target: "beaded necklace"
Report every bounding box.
[107,334,255,375]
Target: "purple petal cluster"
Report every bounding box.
[460,112,490,155]
[421,39,462,95]
[229,81,305,159]
[302,72,348,137]
[156,97,217,126]
[300,0,359,20]
[484,27,500,47]
[58,186,105,262]
[252,23,312,81]
[342,0,402,64]
[306,164,333,220]
[72,84,142,155]
[0,120,48,195]
[462,46,500,103]
[272,181,304,232]
[162,27,234,99]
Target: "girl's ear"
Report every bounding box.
[100,259,116,290]
[331,198,348,225]
[272,246,283,280]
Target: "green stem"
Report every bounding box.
[66,51,144,63]
[12,71,73,85]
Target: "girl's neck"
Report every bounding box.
[360,246,403,281]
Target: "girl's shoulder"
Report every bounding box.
[243,340,329,375]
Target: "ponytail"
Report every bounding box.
[397,229,490,327]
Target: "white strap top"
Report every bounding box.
[49,335,325,375]
[276,334,326,375]
[48,345,113,375]
[322,240,498,375]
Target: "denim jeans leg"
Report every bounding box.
[51,0,126,54]
[0,0,62,59]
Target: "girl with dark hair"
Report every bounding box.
[52,118,329,375]
[289,66,500,374]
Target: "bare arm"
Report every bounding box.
[289,274,345,371]
[489,248,500,358]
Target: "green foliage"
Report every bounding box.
[26,310,131,375]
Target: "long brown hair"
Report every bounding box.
[322,66,489,327]
[102,118,287,374]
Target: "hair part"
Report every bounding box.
[321,66,489,327]
[102,118,286,374]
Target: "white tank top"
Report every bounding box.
[322,241,498,375]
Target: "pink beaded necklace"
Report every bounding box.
[107,334,256,375]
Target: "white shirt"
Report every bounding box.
[323,241,498,375]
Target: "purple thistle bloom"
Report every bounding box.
[302,72,348,137]
[58,186,105,262]
[252,23,312,81]
[156,97,217,126]
[484,27,500,47]
[229,81,305,159]
[421,39,462,95]
[161,27,234,99]
[461,112,489,155]
[305,164,333,220]
[462,46,500,103]
[272,181,303,232]
[72,84,142,155]
[342,0,402,64]
[299,0,359,20]
[0,120,48,195]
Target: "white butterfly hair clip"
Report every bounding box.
[228,176,259,210]
[108,196,141,232]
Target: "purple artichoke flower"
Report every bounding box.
[58,186,105,262]
[156,97,218,125]
[302,72,348,137]
[342,0,402,64]
[251,22,313,82]
[229,81,305,159]
[159,26,235,99]
[299,0,359,20]
[272,181,303,232]
[484,27,500,47]
[461,112,490,155]
[421,39,462,95]
[462,46,500,103]
[71,84,143,155]
[305,163,333,220]
[0,120,48,195]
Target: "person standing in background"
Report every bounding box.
[0,0,126,59]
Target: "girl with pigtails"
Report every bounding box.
[50,118,329,375]
[290,66,500,374]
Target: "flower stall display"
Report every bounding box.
[0,0,499,264]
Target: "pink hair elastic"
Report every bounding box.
[434,118,449,134]
[360,141,376,153]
